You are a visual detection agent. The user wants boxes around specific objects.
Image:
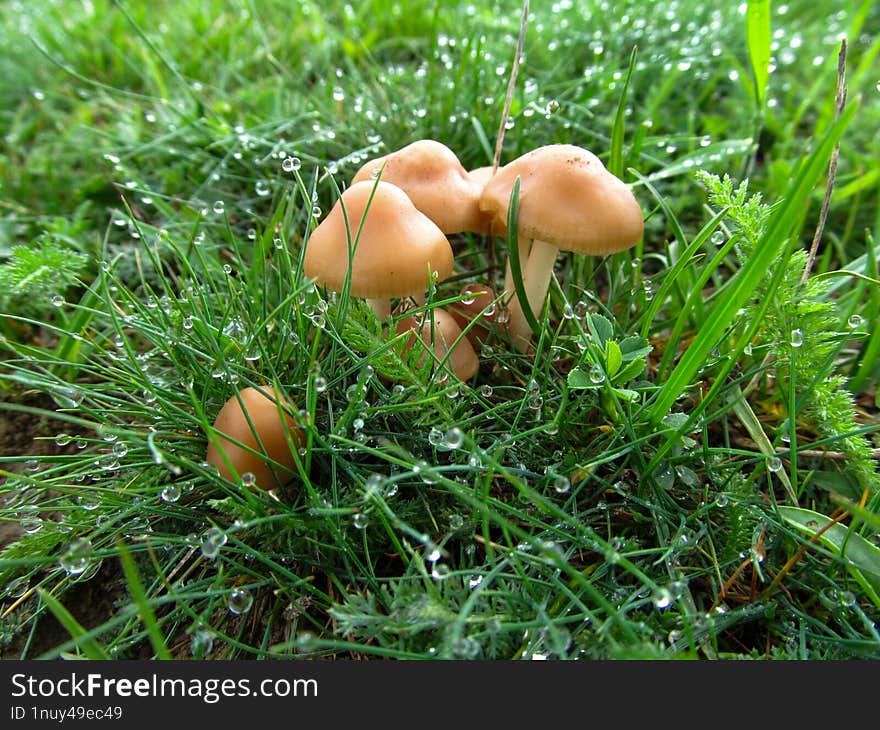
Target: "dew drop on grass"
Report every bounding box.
[212,200,225,214]
[353,512,369,530]
[553,476,571,494]
[428,427,444,446]
[200,527,227,559]
[562,303,575,320]
[711,230,725,246]
[161,483,182,503]
[190,628,215,657]
[59,539,93,575]
[588,364,605,384]
[789,328,804,348]
[4,576,30,599]
[21,516,43,534]
[282,156,301,172]
[716,493,729,508]
[848,314,864,329]
[652,586,673,610]
[240,472,257,489]
[255,180,270,196]
[431,563,450,580]
[480,384,494,397]
[313,376,328,393]
[227,587,254,615]
[50,294,64,307]
[767,456,784,473]
[444,427,464,449]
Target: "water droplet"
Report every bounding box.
[444,427,464,449]
[240,472,257,489]
[311,206,322,218]
[59,539,93,575]
[528,394,544,410]
[313,376,328,393]
[431,563,450,580]
[227,587,254,615]
[716,493,729,508]
[652,586,673,609]
[480,384,494,397]
[50,294,64,307]
[353,512,370,529]
[212,200,225,214]
[553,476,571,494]
[200,527,227,559]
[711,230,725,246]
[161,483,182,503]
[4,576,30,599]
[589,364,605,384]
[545,99,559,114]
[190,628,215,658]
[428,427,444,447]
[282,156,301,172]
[789,328,804,348]
[848,314,864,329]
[255,180,270,196]
[562,303,575,319]
[448,514,464,530]
[767,455,784,473]
[21,516,43,534]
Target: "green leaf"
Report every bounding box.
[586,313,614,347]
[615,356,647,384]
[567,367,599,390]
[746,0,772,107]
[619,336,652,362]
[605,340,623,378]
[778,506,880,607]
[611,387,641,403]
[38,589,112,660]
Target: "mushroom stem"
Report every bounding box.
[505,238,559,352]
[366,298,392,322]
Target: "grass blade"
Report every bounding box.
[37,589,112,660]
[117,542,173,660]
[746,0,772,108]
[778,506,880,607]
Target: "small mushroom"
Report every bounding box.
[303,180,455,321]
[396,308,480,381]
[448,282,499,348]
[205,386,304,491]
[352,140,486,235]
[479,144,644,351]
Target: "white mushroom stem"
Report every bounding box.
[503,236,532,301]
[366,298,392,322]
[505,238,559,352]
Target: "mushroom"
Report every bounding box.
[447,282,500,348]
[205,386,304,491]
[396,308,480,381]
[351,140,487,235]
[303,179,455,321]
[479,144,644,351]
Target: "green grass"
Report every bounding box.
[1,0,879,660]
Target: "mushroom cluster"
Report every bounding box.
[304,138,644,361]
[203,140,643,494]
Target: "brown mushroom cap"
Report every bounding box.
[397,308,479,381]
[303,180,454,300]
[351,140,486,234]
[206,386,304,491]
[479,144,644,255]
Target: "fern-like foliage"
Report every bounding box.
[0,236,89,316]
[698,172,878,497]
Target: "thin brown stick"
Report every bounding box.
[800,39,847,285]
[492,0,529,173]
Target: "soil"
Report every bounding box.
[0,390,129,659]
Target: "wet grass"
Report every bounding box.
[1,0,879,660]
